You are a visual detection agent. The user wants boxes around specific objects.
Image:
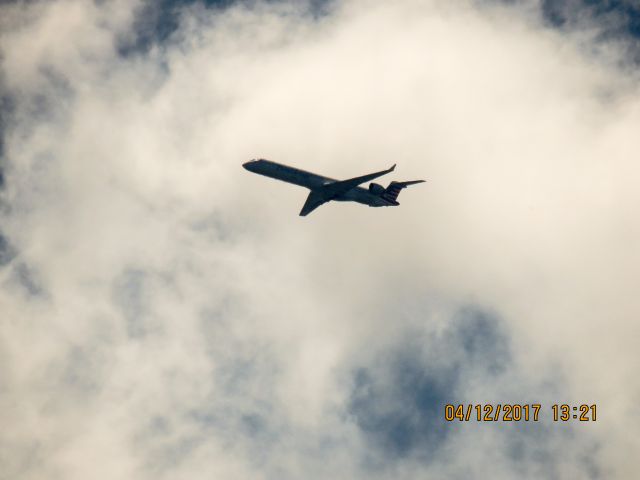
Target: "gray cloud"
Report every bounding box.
[528,0,640,65]
[347,307,603,479]
[349,310,496,462]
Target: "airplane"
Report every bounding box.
[243,159,425,216]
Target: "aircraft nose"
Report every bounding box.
[243,159,264,172]
[243,160,255,170]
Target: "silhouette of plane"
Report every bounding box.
[243,159,425,216]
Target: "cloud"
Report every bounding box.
[349,309,506,463]
[1,0,638,478]
[534,0,640,65]
[347,308,602,478]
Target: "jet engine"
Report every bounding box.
[369,182,385,195]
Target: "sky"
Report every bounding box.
[1,0,639,478]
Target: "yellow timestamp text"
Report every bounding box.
[445,404,541,422]
[444,404,597,422]
[551,404,597,421]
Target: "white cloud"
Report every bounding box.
[1,0,639,478]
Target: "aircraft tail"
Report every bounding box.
[382,180,426,204]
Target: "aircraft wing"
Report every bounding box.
[320,164,396,198]
[299,190,328,216]
[298,164,396,216]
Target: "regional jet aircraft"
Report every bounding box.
[243,159,425,216]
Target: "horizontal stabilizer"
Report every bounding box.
[382,180,426,203]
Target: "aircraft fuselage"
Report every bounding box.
[243,159,392,207]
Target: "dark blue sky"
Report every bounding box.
[542,0,640,36]
[118,0,331,55]
[124,0,640,52]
